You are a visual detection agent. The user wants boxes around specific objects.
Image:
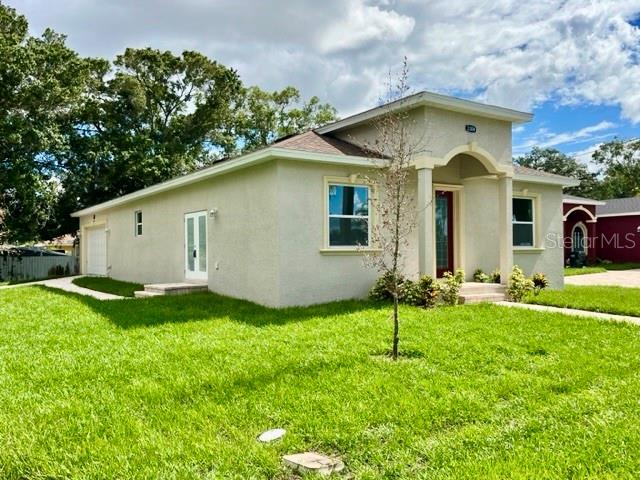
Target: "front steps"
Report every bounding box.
[458,282,507,304]
[134,282,208,298]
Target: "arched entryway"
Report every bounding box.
[571,222,588,256]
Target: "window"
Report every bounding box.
[134,210,143,236]
[513,197,534,247]
[327,182,370,247]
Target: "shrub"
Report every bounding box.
[440,269,464,306]
[369,272,404,301]
[489,269,501,284]
[532,272,549,296]
[473,269,489,283]
[507,266,534,302]
[418,275,440,308]
[401,280,423,306]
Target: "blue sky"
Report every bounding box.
[10,0,640,168]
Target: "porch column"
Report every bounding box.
[417,165,435,277]
[498,175,513,284]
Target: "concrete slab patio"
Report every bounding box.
[0,276,124,300]
[565,269,640,288]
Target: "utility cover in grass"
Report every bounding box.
[283,452,344,476]
[257,428,285,442]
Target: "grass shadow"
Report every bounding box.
[34,285,385,330]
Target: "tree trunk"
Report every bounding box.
[392,292,399,360]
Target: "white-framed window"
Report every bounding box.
[134,210,143,236]
[512,197,535,247]
[326,180,371,248]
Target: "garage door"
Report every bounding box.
[86,227,107,276]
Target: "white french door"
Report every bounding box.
[185,211,207,281]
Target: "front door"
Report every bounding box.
[185,211,207,281]
[435,191,454,277]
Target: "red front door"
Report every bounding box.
[435,190,454,277]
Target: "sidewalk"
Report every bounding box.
[0,276,124,300]
[496,301,640,326]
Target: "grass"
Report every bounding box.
[72,276,143,297]
[564,266,607,276]
[1,287,640,478]
[527,285,640,317]
[565,262,640,276]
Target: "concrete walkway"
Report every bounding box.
[496,301,640,326]
[0,276,124,300]
[565,269,640,288]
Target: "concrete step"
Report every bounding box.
[143,283,208,295]
[458,282,506,295]
[134,290,163,298]
[459,293,507,304]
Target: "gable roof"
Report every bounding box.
[563,194,606,206]
[317,91,533,135]
[513,164,579,187]
[597,197,640,217]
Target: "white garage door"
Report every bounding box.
[86,227,107,276]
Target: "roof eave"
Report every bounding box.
[563,198,606,206]
[514,173,580,187]
[316,91,533,135]
[71,147,376,217]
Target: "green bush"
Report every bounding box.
[440,269,465,306]
[370,274,439,308]
[507,266,534,302]
[489,269,501,284]
[473,269,489,283]
[532,272,549,295]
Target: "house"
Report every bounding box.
[563,195,640,264]
[34,234,77,256]
[71,91,578,307]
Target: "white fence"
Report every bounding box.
[0,255,78,282]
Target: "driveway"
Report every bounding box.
[0,276,124,300]
[565,269,640,288]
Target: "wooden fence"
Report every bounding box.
[0,255,78,282]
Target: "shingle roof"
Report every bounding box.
[563,194,605,205]
[513,164,574,181]
[274,130,368,156]
[597,197,640,216]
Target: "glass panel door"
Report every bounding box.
[435,191,454,277]
[185,211,207,280]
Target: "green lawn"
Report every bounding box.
[1,287,640,478]
[527,285,640,318]
[564,266,607,276]
[72,276,143,297]
[565,262,640,276]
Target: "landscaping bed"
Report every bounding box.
[1,287,640,477]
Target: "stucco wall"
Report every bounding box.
[79,162,281,306]
[333,106,513,167]
[513,181,565,288]
[597,215,640,262]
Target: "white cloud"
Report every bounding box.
[514,121,618,154]
[316,0,415,54]
[8,0,640,122]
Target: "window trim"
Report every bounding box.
[322,176,377,253]
[512,195,537,249]
[134,210,143,237]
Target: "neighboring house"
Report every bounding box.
[563,195,605,264]
[563,195,640,264]
[72,91,577,307]
[35,234,77,256]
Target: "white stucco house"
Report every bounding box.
[72,91,578,307]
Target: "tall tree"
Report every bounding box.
[237,86,337,151]
[592,139,640,199]
[0,4,98,242]
[514,147,599,198]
